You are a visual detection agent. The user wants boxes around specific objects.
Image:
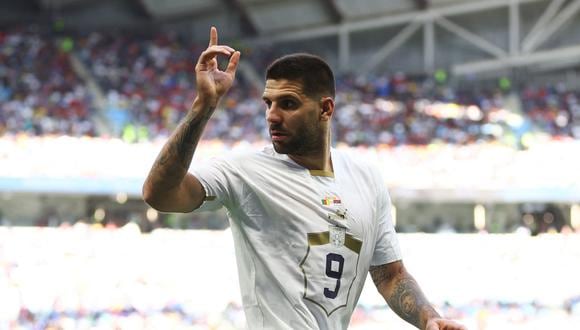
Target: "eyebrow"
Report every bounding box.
[262,93,300,101]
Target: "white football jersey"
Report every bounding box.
[191,146,402,330]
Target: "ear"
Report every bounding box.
[319,97,334,121]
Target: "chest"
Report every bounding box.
[240,168,377,243]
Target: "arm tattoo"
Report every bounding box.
[388,277,427,328]
[369,264,394,288]
[150,107,214,188]
[370,265,439,329]
[173,108,213,169]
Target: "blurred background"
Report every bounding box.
[1,0,580,329]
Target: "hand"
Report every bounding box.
[195,26,241,106]
[425,318,467,330]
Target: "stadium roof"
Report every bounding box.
[0,0,541,39]
[3,0,580,75]
[3,0,435,32]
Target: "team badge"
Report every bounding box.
[329,225,346,247]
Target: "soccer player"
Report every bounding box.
[143,27,466,330]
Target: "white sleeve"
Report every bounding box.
[190,157,238,212]
[371,177,403,266]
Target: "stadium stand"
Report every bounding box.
[2,28,579,147]
[0,28,96,137]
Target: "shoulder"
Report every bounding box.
[205,145,285,171]
[335,148,382,178]
[335,148,385,193]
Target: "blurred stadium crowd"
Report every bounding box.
[1,226,579,330]
[1,27,579,147]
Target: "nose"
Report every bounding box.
[266,103,282,125]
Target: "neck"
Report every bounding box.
[288,135,332,172]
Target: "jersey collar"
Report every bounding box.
[264,145,337,178]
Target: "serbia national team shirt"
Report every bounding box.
[191,146,402,330]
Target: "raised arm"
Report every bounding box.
[369,260,466,330]
[142,27,240,213]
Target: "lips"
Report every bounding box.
[270,129,289,141]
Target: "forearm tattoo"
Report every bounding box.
[388,277,427,328]
[150,107,214,187]
[370,265,438,329]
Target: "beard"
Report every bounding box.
[271,120,324,156]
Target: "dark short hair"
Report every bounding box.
[266,53,335,99]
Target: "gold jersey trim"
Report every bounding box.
[307,231,362,254]
[309,170,335,178]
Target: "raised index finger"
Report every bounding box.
[209,26,218,47]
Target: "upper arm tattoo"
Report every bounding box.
[369,264,395,288]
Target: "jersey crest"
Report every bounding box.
[330,225,346,247]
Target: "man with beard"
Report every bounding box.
[143,27,465,330]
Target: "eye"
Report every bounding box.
[280,98,298,109]
[263,99,272,109]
